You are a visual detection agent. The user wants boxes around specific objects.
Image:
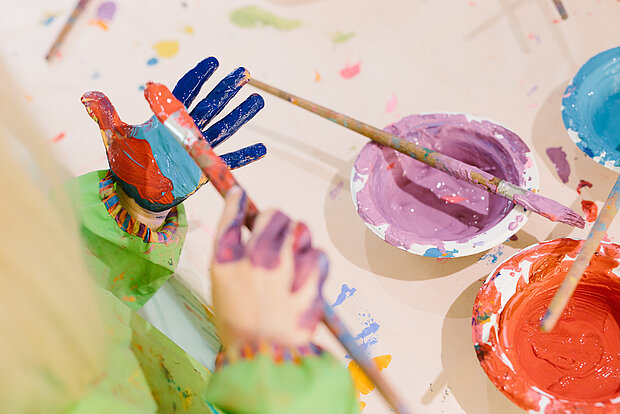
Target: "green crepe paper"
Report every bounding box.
[66,288,219,414]
[64,171,188,310]
[205,353,359,414]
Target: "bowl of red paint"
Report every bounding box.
[351,113,539,258]
[472,238,620,413]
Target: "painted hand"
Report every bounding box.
[211,187,328,350]
[81,57,265,212]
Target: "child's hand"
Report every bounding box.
[80,57,265,213]
[211,187,328,350]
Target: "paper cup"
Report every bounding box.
[472,238,620,413]
[562,47,620,172]
[351,113,539,258]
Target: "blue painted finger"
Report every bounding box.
[172,57,219,108]
[203,93,265,148]
[219,143,267,170]
[190,67,251,130]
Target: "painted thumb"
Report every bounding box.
[80,91,128,136]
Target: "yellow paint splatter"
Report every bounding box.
[153,40,179,58]
[122,295,136,302]
[359,401,366,410]
[348,354,392,395]
[314,71,321,82]
[184,26,194,34]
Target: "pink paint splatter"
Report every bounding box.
[329,180,344,199]
[51,132,66,143]
[340,61,361,79]
[441,195,467,204]
[577,179,593,195]
[508,214,524,231]
[385,94,397,113]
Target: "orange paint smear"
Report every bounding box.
[348,354,392,395]
[497,240,620,405]
[89,19,109,30]
[581,200,598,222]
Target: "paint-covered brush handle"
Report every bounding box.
[144,82,259,227]
[541,174,620,331]
[249,78,585,229]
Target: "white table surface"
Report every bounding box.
[2,0,619,412]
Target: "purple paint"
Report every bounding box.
[512,191,583,227]
[97,1,116,21]
[329,180,344,199]
[545,147,570,183]
[249,212,290,268]
[354,114,528,245]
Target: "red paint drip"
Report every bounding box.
[340,61,361,79]
[441,195,467,204]
[581,200,598,222]
[577,179,593,195]
[51,132,66,143]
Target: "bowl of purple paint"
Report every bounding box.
[351,113,539,258]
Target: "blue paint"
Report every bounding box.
[332,284,357,308]
[562,47,620,171]
[191,67,250,130]
[147,57,159,66]
[478,246,505,265]
[42,15,55,25]
[138,85,146,91]
[423,247,457,258]
[107,58,266,212]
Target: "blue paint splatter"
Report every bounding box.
[147,57,159,66]
[332,284,357,308]
[42,15,56,26]
[478,246,505,265]
[138,85,146,91]
[355,314,380,353]
[423,247,457,258]
[92,71,101,79]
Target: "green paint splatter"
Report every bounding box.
[330,31,356,44]
[230,6,301,30]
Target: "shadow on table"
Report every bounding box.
[421,278,525,414]
[323,155,483,281]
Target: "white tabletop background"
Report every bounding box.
[2,0,619,412]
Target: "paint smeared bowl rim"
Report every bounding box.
[350,113,539,258]
[472,238,620,413]
[562,47,620,172]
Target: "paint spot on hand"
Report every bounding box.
[441,195,467,204]
[153,40,179,58]
[51,132,66,143]
[340,61,361,79]
[348,355,392,395]
[329,180,344,199]
[230,6,301,30]
[581,200,598,222]
[385,94,398,114]
[332,284,356,307]
[577,179,593,194]
[546,147,571,183]
[330,31,356,44]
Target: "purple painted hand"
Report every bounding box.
[211,187,328,349]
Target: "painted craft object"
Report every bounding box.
[562,47,620,172]
[473,238,620,413]
[249,78,584,229]
[143,82,413,414]
[352,113,538,258]
[81,58,266,213]
[45,0,91,61]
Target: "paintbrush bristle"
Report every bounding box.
[513,192,585,229]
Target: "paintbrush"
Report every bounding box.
[248,79,585,229]
[552,0,568,20]
[45,0,92,61]
[540,174,620,332]
[143,82,413,414]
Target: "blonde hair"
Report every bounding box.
[0,59,105,413]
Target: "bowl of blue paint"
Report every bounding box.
[562,47,620,171]
[351,113,539,258]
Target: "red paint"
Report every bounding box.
[577,179,593,194]
[108,137,174,204]
[143,82,186,123]
[441,195,467,203]
[581,200,598,222]
[51,132,66,143]
[475,239,620,412]
[339,61,361,79]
